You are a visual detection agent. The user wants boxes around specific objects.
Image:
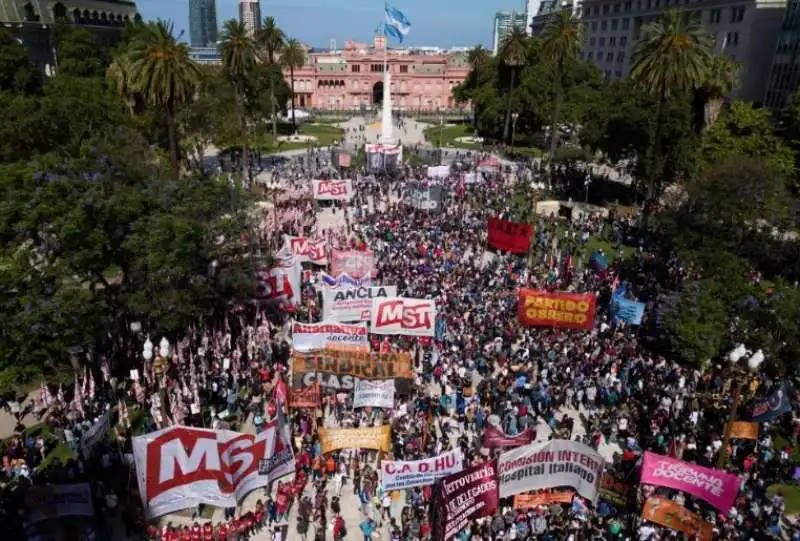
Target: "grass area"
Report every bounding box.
[768,484,800,514]
[585,236,636,263]
[423,124,543,157]
[259,122,344,153]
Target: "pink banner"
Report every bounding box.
[482,425,535,448]
[640,452,740,513]
[330,249,375,279]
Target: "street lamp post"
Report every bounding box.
[438,109,445,164]
[717,345,764,469]
[511,112,519,151]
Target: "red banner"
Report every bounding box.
[518,289,596,330]
[437,461,499,541]
[289,384,320,409]
[482,425,535,448]
[487,217,532,254]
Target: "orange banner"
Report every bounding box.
[728,421,759,440]
[319,425,391,454]
[513,490,575,509]
[289,383,320,409]
[641,497,713,541]
[518,289,596,330]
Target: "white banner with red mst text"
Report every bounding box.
[312,179,354,201]
[370,297,436,337]
[283,235,328,265]
[291,321,369,352]
[132,421,294,518]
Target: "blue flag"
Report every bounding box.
[385,4,411,42]
[750,385,793,422]
[611,284,645,325]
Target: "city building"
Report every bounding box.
[189,0,217,47]
[0,0,139,68]
[530,0,583,35]
[189,46,222,65]
[238,0,260,37]
[580,0,786,103]
[764,0,800,106]
[493,10,528,55]
[526,0,545,34]
[283,35,471,112]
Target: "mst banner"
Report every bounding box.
[291,349,413,394]
[498,440,604,504]
[322,285,397,323]
[381,449,463,491]
[312,179,354,201]
[291,321,369,352]
[487,217,533,254]
[319,425,391,454]
[25,483,95,523]
[518,289,596,330]
[330,250,375,279]
[641,497,713,541]
[370,297,436,337]
[437,461,499,541]
[353,379,395,409]
[283,235,328,265]
[482,425,535,449]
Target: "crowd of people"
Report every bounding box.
[1,143,799,541]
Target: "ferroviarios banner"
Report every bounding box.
[518,289,596,330]
[437,461,499,541]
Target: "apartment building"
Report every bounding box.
[493,10,529,55]
[765,0,800,106]
[580,0,785,102]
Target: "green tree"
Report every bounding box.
[55,28,108,79]
[541,8,582,161]
[219,19,258,180]
[499,27,528,144]
[256,16,286,138]
[280,38,306,133]
[630,8,713,192]
[697,53,740,130]
[0,30,40,95]
[126,20,201,177]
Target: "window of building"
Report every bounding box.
[710,9,721,23]
[622,18,630,30]
[613,3,621,12]
[606,52,614,61]
[731,6,745,22]
[351,64,360,72]
[726,31,739,46]
[620,36,628,46]
[590,37,596,46]
[604,70,612,79]
[603,4,610,14]
[636,0,642,9]
[624,1,632,11]
[601,20,608,30]
[597,50,604,61]
[611,19,618,30]
[400,65,408,73]
[599,37,606,46]
[591,21,598,31]
[609,36,616,46]
[646,0,652,8]
[587,51,594,60]
[617,51,625,63]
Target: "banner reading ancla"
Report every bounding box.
[312,179,354,201]
[291,321,369,352]
[353,379,395,409]
[370,297,436,337]
[640,451,740,513]
[318,425,391,454]
[322,285,397,323]
[380,449,463,491]
[437,461,499,541]
[518,289,596,330]
[498,440,604,504]
[482,425,535,449]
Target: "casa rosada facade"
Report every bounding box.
[284,36,471,112]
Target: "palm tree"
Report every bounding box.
[219,19,258,181]
[256,16,286,138]
[127,20,201,177]
[541,8,582,163]
[698,54,741,129]
[500,27,528,144]
[280,38,307,133]
[631,8,713,190]
[466,45,489,122]
[106,52,135,115]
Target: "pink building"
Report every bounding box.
[284,36,471,112]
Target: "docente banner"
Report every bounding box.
[437,461,499,541]
[380,449,464,491]
[291,349,413,393]
[498,440,605,504]
[319,425,391,454]
[291,321,369,352]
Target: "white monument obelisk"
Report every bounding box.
[379,67,395,146]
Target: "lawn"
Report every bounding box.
[768,484,800,514]
[258,122,344,153]
[423,124,544,158]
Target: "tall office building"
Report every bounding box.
[765,0,800,106]
[493,11,528,55]
[526,0,545,34]
[239,0,261,37]
[189,0,218,47]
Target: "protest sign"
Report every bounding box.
[318,425,391,454]
[749,384,792,422]
[291,349,413,394]
[437,461,499,541]
[518,289,596,330]
[312,179,354,201]
[323,285,396,322]
[330,250,375,279]
[482,425,535,449]
[79,407,114,459]
[25,483,95,523]
[641,497,713,541]
[291,321,369,352]
[498,440,605,504]
[283,235,328,265]
[370,297,436,337]
[728,420,759,440]
[288,384,320,409]
[512,490,575,509]
[408,186,444,211]
[487,217,532,254]
[640,452,740,513]
[353,379,395,409]
[599,473,635,507]
[380,449,463,491]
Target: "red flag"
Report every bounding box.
[273,376,288,414]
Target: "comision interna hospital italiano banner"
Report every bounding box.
[517,289,596,330]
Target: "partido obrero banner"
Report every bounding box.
[437,461,499,541]
[353,379,395,409]
[518,289,596,330]
[291,349,414,394]
[498,439,605,504]
[370,297,436,337]
[312,179,354,201]
[132,422,294,518]
[640,451,740,513]
[322,285,397,323]
[318,425,391,454]
[291,321,369,352]
[380,449,463,491]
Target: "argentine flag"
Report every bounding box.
[385,4,411,42]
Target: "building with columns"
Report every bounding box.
[284,35,471,112]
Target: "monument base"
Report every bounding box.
[365,143,403,173]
